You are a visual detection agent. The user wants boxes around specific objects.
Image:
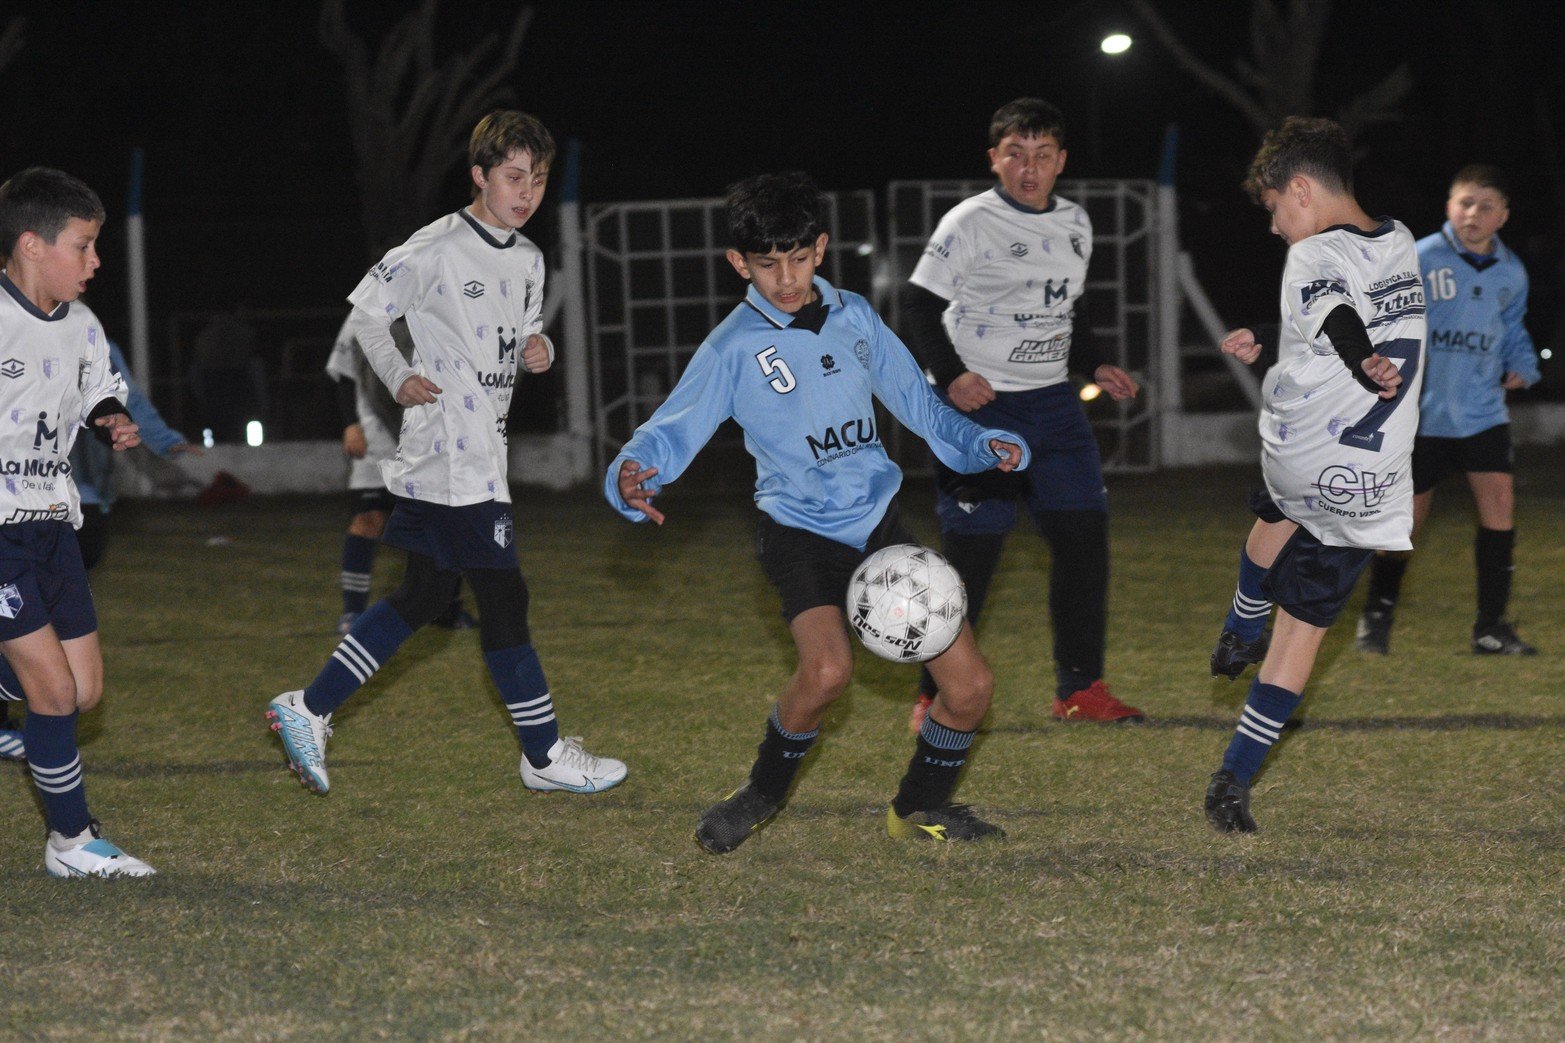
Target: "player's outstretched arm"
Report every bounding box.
[95,413,141,451]
[615,460,665,525]
[1220,328,1263,365]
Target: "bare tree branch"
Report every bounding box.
[320,0,534,257]
[1128,0,1269,132]
[1131,0,1409,145]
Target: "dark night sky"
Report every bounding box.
[3,0,1563,406]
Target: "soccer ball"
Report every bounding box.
[847,544,967,663]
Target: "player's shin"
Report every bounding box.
[1474,527,1514,628]
[1220,680,1302,785]
[486,643,559,766]
[891,715,975,817]
[747,703,819,804]
[303,600,413,717]
[24,709,91,838]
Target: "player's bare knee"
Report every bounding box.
[25,675,78,716]
[799,655,852,704]
[75,680,103,713]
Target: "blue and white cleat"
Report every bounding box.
[45,822,156,878]
[0,727,25,763]
[266,690,332,794]
[519,736,627,793]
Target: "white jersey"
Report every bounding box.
[908,188,1092,391]
[1260,219,1426,550]
[0,276,126,527]
[347,210,546,506]
[325,315,406,490]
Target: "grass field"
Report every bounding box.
[1,452,1560,1041]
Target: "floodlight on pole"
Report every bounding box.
[1100,33,1132,55]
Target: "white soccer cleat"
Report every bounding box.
[45,823,156,878]
[519,736,627,794]
[266,690,333,794]
[0,727,25,762]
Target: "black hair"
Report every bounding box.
[724,172,828,254]
[0,167,106,255]
[469,111,556,176]
[989,98,1067,148]
[1450,164,1510,204]
[1243,116,1353,203]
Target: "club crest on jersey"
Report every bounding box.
[854,339,870,368]
[0,583,22,619]
[494,515,514,548]
[463,281,486,299]
[1070,233,1086,259]
[0,359,22,379]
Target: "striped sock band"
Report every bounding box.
[23,710,91,836]
[1222,547,1273,642]
[768,703,819,742]
[892,715,979,816]
[341,535,377,614]
[0,729,24,759]
[1221,680,1303,784]
[304,600,413,717]
[485,644,559,764]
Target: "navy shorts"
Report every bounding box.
[757,499,917,623]
[0,522,98,642]
[381,498,517,572]
[1260,523,1374,628]
[349,487,397,517]
[935,383,1108,535]
[1412,424,1513,494]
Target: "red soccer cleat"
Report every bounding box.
[1052,680,1144,723]
[907,691,935,733]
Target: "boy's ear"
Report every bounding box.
[470,165,487,192]
[725,248,752,281]
[812,232,829,263]
[1290,175,1312,207]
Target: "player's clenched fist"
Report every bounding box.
[396,374,442,406]
[1221,328,1263,365]
[522,333,552,374]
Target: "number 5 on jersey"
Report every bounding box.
[756,347,797,394]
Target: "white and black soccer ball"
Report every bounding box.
[846,543,967,663]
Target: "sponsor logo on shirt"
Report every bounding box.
[1008,333,1071,364]
[0,359,23,379]
[3,503,69,523]
[1308,464,1398,518]
[925,235,954,261]
[1299,278,1346,312]
[820,354,840,377]
[0,458,70,477]
[463,280,486,299]
[1008,242,1029,257]
[806,416,878,464]
[1429,329,1494,353]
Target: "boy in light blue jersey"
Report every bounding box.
[605,173,1028,852]
[1356,165,1541,656]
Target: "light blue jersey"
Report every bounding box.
[1416,223,1539,438]
[604,277,1029,549]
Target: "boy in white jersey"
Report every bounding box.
[901,98,1143,728]
[607,173,1027,852]
[0,168,154,877]
[1204,118,1425,833]
[268,112,625,796]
